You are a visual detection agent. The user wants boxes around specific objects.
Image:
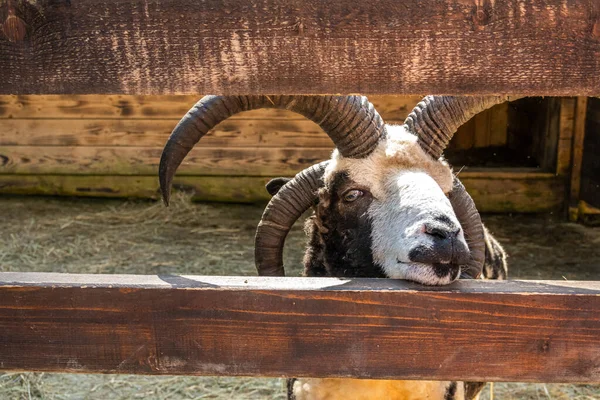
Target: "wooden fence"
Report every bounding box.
[0,0,598,95]
[0,0,599,385]
[1,273,600,383]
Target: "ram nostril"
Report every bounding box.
[423,223,459,240]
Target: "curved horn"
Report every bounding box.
[254,161,329,276]
[159,96,386,205]
[255,166,485,279]
[448,178,485,279]
[404,96,520,159]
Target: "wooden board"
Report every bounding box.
[0,119,336,148]
[0,1,599,95]
[449,102,508,150]
[0,146,333,176]
[568,97,589,220]
[0,106,507,149]
[0,175,272,203]
[556,98,577,176]
[1,272,599,383]
[0,172,566,212]
[473,103,509,148]
[537,98,561,172]
[458,172,564,213]
[0,95,422,121]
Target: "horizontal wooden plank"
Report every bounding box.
[0,175,273,202]
[0,119,336,148]
[0,171,565,212]
[462,174,565,213]
[1,272,599,382]
[0,106,507,150]
[0,95,421,120]
[0,1,599,95]
[0,146,333,176]
[0,115,503,150]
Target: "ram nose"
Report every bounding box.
[409,218,470,265]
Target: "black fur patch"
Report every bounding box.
[432,263,461,279]
[304,172,385,278]
[266,177,291,196]
[444,381,457,400]
[286,378,297,399]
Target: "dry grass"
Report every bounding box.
[0,193,306,277]
[0,373,287,400]
[1,194,599,399]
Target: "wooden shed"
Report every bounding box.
[1,0,600,388]
[0,95,595,214]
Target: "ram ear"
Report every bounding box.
[265,177,292,196]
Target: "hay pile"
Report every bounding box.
[1,194,599,399]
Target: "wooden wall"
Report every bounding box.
[581,98,600,210]
[0,95,566,212]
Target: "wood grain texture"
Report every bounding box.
[556,98,577,176]
[569,97,589,219]
[0,119,337,148]
[538,98,561,172]
[450,102,508,150]
[0,171,565,212]
[0,109,506,149]
[0,146,333,176]
[0,272,599,382]
[459,173,565,212]
[0,1,599,95]
[0,175,273,202]
[0,95,422,120]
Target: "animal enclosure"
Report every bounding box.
[1,197,599,398]
[1,0,600,398]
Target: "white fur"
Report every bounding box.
[324,125,466,285]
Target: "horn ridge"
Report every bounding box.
[160,95,387,205]
[404,95,518,159]
[255,161,329,276]
[448,177,485,279]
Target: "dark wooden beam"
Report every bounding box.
[569,97,589,221]
[1,272,599,383]
[0,0,599,95]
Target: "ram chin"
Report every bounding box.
[380,261,461,285]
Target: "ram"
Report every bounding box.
[159,95,510,400]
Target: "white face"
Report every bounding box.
[324,125,469,285]
[369,170,467,285]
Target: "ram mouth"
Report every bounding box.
[393,260,463,285]
[431,263,461,280]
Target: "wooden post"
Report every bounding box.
[569,97,590,221]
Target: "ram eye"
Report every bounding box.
[343,189,363,202]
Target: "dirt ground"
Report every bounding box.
[1,194,599,399]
